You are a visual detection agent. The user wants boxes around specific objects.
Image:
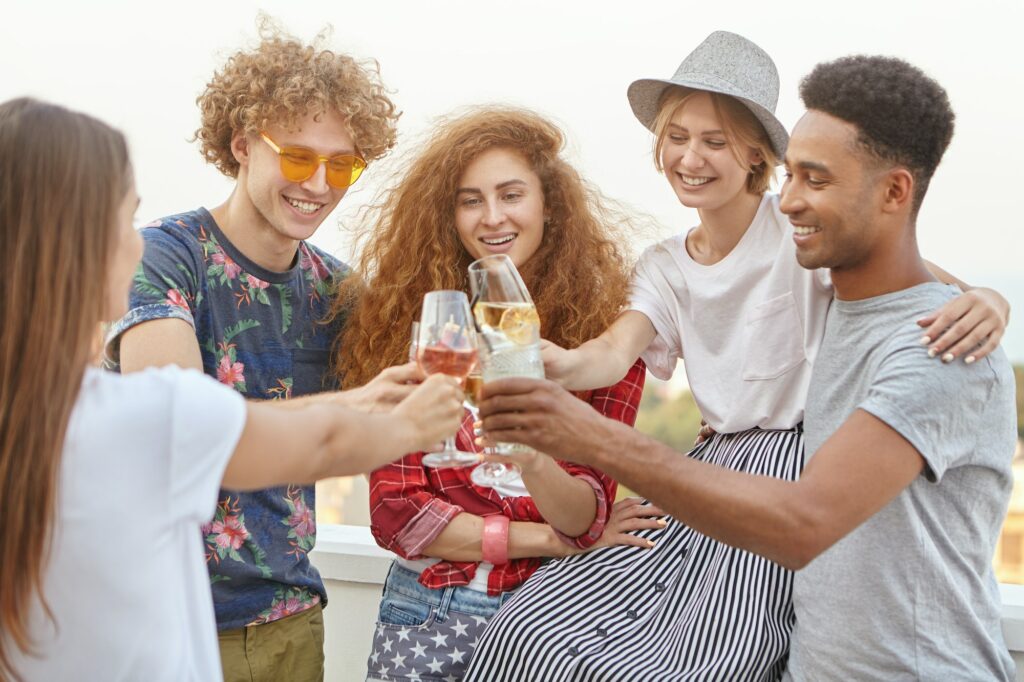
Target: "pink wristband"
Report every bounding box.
[481,515,510,566]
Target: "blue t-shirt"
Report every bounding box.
[107,208,348,630]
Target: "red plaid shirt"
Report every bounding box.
[369,359,645,596]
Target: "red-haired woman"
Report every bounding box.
[332,106,654,682]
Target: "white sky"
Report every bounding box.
[3,0,1023,359]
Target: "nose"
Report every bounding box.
[300,160,331,195]
[482,199,505,228]
[778,177,803,216]
[680,144,705,170]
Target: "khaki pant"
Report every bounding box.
[218,604,325,682]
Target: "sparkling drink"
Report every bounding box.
[473,302,541,346]
[480,341,544,455]
[418,345,478,380]
[463,373,484,409]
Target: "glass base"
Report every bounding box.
[422,449,480,469]
[471,461,522,487]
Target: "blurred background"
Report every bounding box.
[4,0,1021,579]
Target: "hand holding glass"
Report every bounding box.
[416,291,480,468]
[468,254,544,487]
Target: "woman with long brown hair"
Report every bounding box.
[0,98,462,681]
[334,107,656,682]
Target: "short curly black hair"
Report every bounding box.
[799,55,954,213]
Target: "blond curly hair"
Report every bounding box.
[195,21,399,177]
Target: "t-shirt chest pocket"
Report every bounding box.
[741,292,807,381]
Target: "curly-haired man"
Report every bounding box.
[106,26,403,681]
[476,56,1016,679]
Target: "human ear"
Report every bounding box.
[231,132,251,169]
[881,168,914,214]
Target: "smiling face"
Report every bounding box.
[780,110,885,271]
[454,147,546,268]
[237,110,356,245]
[659,92,762,211]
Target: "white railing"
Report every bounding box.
[311,524,1024,682]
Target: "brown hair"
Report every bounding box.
[0,98,130,679]
[195,18,399,176]
[652,88,778,194]
[332,107,634,388]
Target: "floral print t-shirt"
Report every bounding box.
[106,208,347,630]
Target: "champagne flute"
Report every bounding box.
[467,254,544,487]
[417,291,480,468]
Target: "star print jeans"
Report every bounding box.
[365,562,518,682]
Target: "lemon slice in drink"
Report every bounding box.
[499,306,540,345]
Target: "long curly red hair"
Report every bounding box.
[333,107,635,388]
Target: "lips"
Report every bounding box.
[478,232,518,253]
[792,225,821,236]
[283,195,325,217]
[679,175,713,186]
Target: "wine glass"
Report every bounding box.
[417,290,480,468]
[467,254,544,487]
[408,321,420,362]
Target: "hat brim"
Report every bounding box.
[627,77,789,162]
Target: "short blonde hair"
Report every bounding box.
[195,22,399,177]
[652,87,778,194]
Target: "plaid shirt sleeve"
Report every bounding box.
[550,358,646,549]
[367,417,478,559]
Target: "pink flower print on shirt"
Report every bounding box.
[211,515,248,551]
[236,273,272,308]
[204,497,273,578]
[217,354,246,388]
[251,587,320,625]
[283,486,316,558]
[211,249,242,282]
[246,274,269,290]
[299,246,330,282]
[289,498,314,538]
[299,245,333,303]
[165,288,191,312]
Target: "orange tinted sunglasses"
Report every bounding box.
[260,132,367,188]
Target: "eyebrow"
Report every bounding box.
[785,159,832,174]
[456,179,528,195]
[667,123,725,135]
[280,140,357,156]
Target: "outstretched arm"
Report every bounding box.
[478,378,923,570]
[222,374,464,489]
[543,311,657,390]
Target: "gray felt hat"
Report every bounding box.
[627,31,788,160]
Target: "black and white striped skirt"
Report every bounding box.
[464,426,804,682]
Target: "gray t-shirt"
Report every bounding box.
[787,283,1016,681]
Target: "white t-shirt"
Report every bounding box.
[8,366,246,681]
[629,193,832,433]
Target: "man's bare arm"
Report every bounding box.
[479,379,924,569]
